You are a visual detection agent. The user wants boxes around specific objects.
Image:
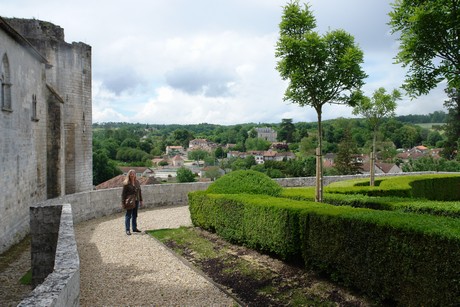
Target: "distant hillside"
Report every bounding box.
[395,111,446,124]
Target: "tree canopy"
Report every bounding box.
[389,0,460,96]
[276,0,367,201]
[389,0,460,159]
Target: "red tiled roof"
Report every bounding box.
[119,166,154,174]
[415,145,428,151]
[95,175,159,190]
[377,163,397,173]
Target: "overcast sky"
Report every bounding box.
[1,0,447,125]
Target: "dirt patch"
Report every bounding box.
[0,236,32,306]
[163,228,374,306]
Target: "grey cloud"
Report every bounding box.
[97,69,145,95]
[165,67,236,97]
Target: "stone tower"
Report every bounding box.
[0,17,92,253]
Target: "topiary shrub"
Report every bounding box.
[207,170,282,196]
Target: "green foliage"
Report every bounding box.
[245,157,316,178]
[171,129,195,148]
[158,160,169,167]
[352,87,401,130]
[285,156,316,177]
[244,137,271,151]
[282,187,460,218]
[189,192,308,260]
[92,150,122,185]
[189,184,460,306]
[297,207,460,306]
[120,138,139,148]
[325,174,460,201]
[188,149,209,163]
[116,147,151,163]
[276,0,367,201]
[278,118,296,142]
[230,155,256,171]
[101,138,119,160]
[176,167,195,183]
[276,2,367,106]
[334,126,361,175]
[214,146,225,159]
[402,156,460,172]
[389,0,460,97]
[207,170,282,197]
[20,269,32,285]
[442,88,460,159]
[204,166,222,181]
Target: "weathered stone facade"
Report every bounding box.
[0,17,92,254]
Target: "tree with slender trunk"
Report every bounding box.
[352,88,401,186]
[276,0,367,202]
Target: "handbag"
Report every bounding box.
[123,194,136,210]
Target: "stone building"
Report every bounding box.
[0,17,92,254]
[255,127,277,142]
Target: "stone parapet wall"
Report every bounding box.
[44,181,212,224]
[274,172,426,187]
[19,204,79,307]
[30,205,63,287]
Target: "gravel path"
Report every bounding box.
[75,205,236,306]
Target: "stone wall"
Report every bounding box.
[274,172,420,187]
[0,17,92,254]
[30,205,63,287]
[5,18,93,195]
[19,204,79,307]
[45,182,212,223]
[0,18,48,254]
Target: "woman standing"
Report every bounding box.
[121,169,143,235]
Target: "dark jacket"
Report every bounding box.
[121,180,143,204]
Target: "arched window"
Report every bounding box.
[1,53,12,112]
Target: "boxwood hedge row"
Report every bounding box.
[188,191,460,305]
[325,174,460,200]
[281,187,460,218]
[189,173,460,305]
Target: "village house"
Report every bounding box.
[188,138,218,152]
[172,154,185,167]
[227,150,295,164]
[95,174,159,190]
[323,153,337,168]
[166,145,185,156]
[254,127,277,142]
[119,166,155,177]
[360,162,402,174]
[396,145,441,162]
[151,157,168,166]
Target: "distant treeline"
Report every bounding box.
[93,111,447,131]
[395,111,446,124]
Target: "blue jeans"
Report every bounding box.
[125,201,139,231]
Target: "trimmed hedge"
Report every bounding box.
[325,174,460,201]
[299,208,460,305]
[207,170,282,196]
[282,187,460,218]
[188,191,460,305]
[189,192,308,260]
[188,173,460,304]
